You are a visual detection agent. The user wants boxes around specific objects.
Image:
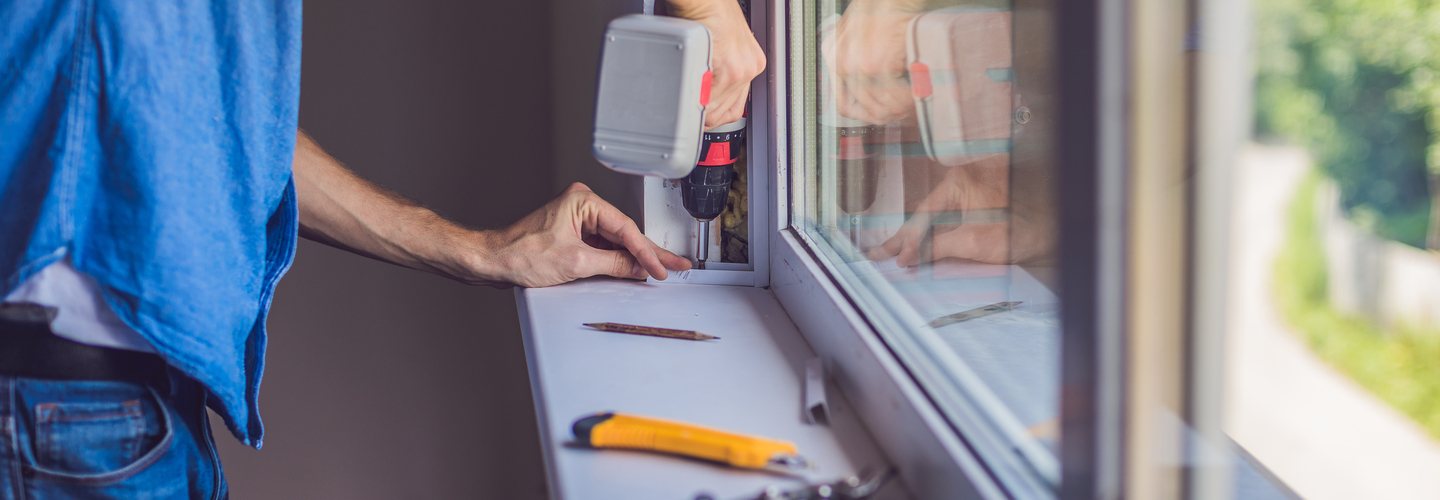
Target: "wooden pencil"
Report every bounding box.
[582,322,719,341]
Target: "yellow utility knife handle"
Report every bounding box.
[571,412,798,469]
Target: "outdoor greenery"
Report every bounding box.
[1274,173,1440,438]
[1259,0,1440,436]
[1255,0,1439,248]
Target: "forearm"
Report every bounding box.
[665,0,732,17]
[292,131,504,284]
[852,0,929,12]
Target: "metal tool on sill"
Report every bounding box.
[693,468,897,500]
[571,412,810,471]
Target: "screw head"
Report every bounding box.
[1015,106,1032,125]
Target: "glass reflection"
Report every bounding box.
[801,0,1061,486]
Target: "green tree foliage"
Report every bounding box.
[1276,174,1440,438]
[1255,0,1438,248]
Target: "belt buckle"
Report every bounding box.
[0,302,58,324]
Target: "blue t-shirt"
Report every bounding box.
[0,1,302,448]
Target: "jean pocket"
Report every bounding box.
[29,384,174,484]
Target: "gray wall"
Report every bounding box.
[551,0,646,214]
[211,1,552,498]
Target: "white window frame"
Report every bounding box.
[748,0,1104,498]
[743,0,1287,497]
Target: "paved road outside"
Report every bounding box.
[1225,145,1440,499]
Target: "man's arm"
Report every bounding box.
[667,0,766,128]
[292,130,690,288]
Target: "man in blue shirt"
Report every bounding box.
[0,0,762,497]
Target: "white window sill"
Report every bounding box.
[514,279,898,500]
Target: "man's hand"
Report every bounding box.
[867,155,1011,266]
[822,0,922,124]
[293,131,689,288]
[669,0,766,128]
[485,183,691,287]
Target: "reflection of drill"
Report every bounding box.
[818,15,880,245]
[681,118,746,269]
[834,124,878,215]
[825,113,879,244]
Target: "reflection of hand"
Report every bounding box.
[670,0,766,129]
[867,155,1011,265]
[487,183,692,287]
[822,0,922,124]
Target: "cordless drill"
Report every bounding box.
[591,12,752,270]
[593,13,754,270]
[682,118,745,269]
[682,0,751,269]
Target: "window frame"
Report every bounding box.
[757,0,1008,496]
[752,0,1146,498]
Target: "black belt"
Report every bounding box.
[0,315,170,390]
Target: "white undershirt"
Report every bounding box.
[4,259,155,352]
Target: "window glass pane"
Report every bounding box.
[1218,0,1440,496]
[794,0,1060,489]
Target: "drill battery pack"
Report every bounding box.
[593,14,713,179]
[907,7,1015,166]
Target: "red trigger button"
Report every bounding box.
[700,70,713,107]
[909,62,932,98]
[698,141,732,166]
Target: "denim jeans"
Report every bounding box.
[0,371,225,499]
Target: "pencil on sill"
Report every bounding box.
[582,322,719,341]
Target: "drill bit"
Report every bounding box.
[696,220,711,269]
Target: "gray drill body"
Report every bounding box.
[593,14,750,269]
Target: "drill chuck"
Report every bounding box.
[681,122,746,222]
[680,162,734,222]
